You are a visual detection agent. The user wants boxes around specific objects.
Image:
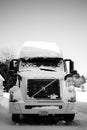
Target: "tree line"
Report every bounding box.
[0,48,16,91]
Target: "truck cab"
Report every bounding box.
[9,41,76,122]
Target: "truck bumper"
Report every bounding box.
[9,101,77,115]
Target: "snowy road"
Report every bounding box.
[0,91,87,130]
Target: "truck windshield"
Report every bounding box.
[19,57,63,70]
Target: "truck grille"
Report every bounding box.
[27,79,60,99]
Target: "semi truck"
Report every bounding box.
[9,41,77,123]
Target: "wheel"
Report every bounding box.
[64,114,75,123]
[12,114,20,122]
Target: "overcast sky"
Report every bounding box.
[0,0,87,75]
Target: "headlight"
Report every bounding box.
[68,85,74,92]
[65,77,76,102]
[9,85,23,102]
[68,96,76,102]
[67,85,76,102]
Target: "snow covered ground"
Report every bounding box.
[0,93,9,111]
[3,92,9,99]
[76,88,87,102]
[0,90,87,129]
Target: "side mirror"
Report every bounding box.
[64,59,74,74]
[9,59,19,72]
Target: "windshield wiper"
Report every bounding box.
[40,68,56,72]
[40,66,56,72]
[31,79,57,98]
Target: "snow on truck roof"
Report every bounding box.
[19,41,63,58]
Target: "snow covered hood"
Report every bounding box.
[19,41,63,58]
[18,67,65,79]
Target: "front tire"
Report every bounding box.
[12,114,20,122]
[64,114,75,123]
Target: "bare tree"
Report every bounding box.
[0,47,16,91]
[0,48,16,65]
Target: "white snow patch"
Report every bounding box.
[22,41,62,54]
[0,93,9,110]
[3,92,9,99]
[33,106,59,109]
[76,88,87,102]
[0,75,4,81]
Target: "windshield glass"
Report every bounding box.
[19,57,63,70]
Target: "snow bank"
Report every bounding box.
[0,93,9,110]
[3,92,9,99]
[76,89,87,103]
[0,75,4,81]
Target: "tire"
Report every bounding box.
[64,114,75,123]
[12,114,20,122]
